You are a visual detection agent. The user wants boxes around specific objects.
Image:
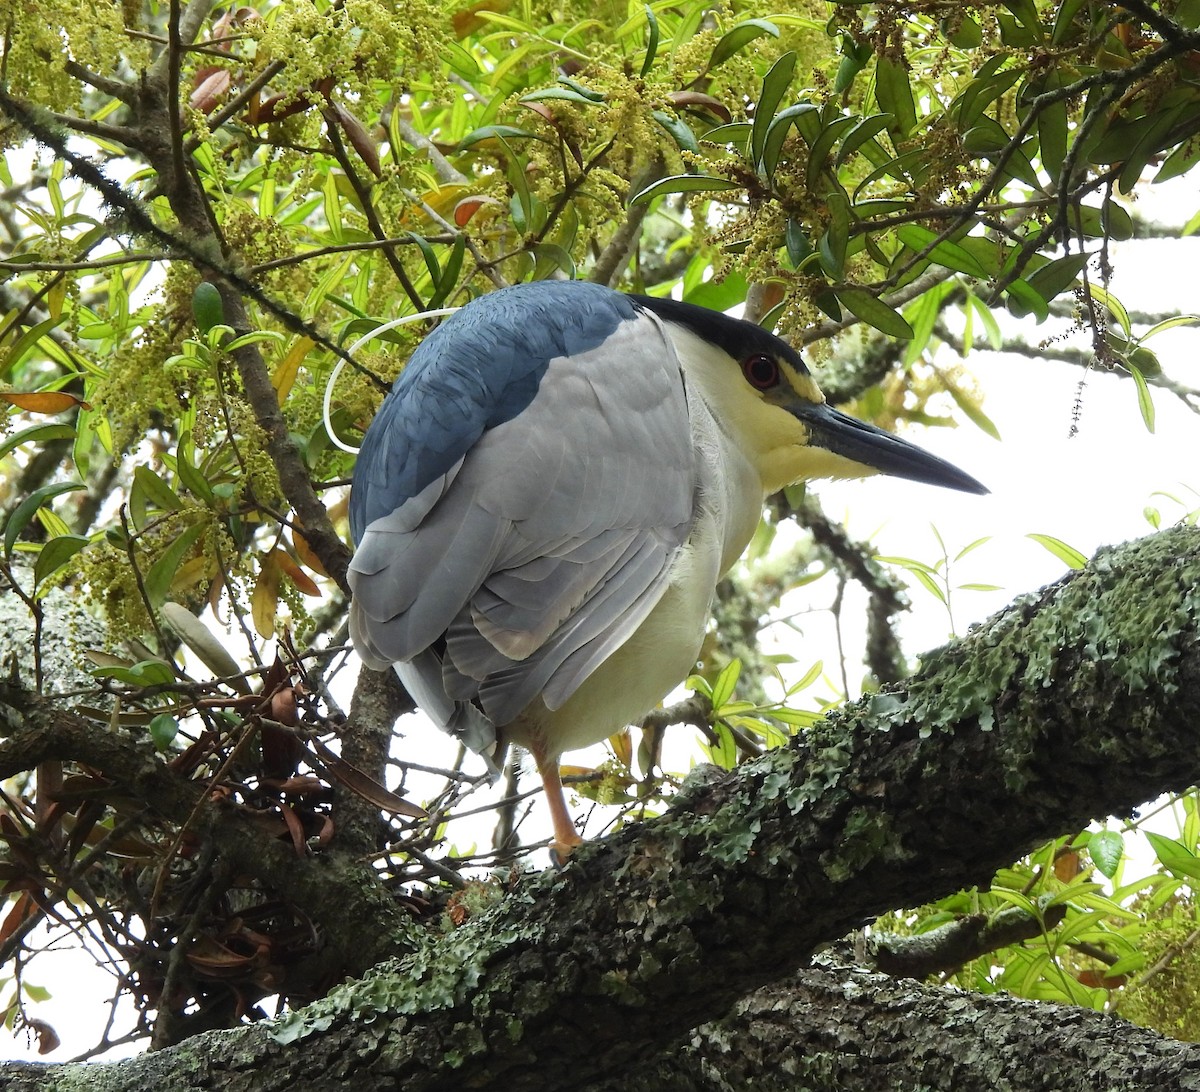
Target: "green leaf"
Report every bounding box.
[640,4,659,78]
[1141,314,1200,339]
[702,121,752,153]
[1002,0,1043,37]
[532,242,576,279]
[143,523,206,610]
[148,713,180,752]
[89,659,176,687]
[710,659,742,712]
[1154,134,1200,183]
[708,19,780,70]
[1,316,66,377]
[1146,832,1200,883]
[814,286,842,322]
[940,372,1002,440]
[407,231,441,288]
[1003,278,1049,322]
[961,116,1041,187]
[629,174,742,206]
[819,191,850,279]
[1035,79,1068,182]
[751,51,797,169]
[806,114,859,192]
[875,56,916,138]
[1085,284,1131,337]
[1026,533,1087,570]
[785,218,813,267]
[652,110,699,154]
[33,533,89,588]
[852,149,924,199]
[520,87,603,105]
[759,103,818,180]
[707,722,738,770]
[1025,251,1090,303]
[176,432,216,505]
[132,467,184,520]
[456,125,541,150]
[942,13,983,48]
[834,287,914,339]
[895,224,990,277]
[191,282,224,333]
[1127,363,1156,434]
[4,482,87,558]
[1118,100,1191,193]
[0,422,76,464]
[836,113,894,167]
[430,234,466,309]
[557,77,606,102]
[953,61,1021,129]
[684,271,748,313]
[1051,0,1090,44]
[1088,830,1124,879]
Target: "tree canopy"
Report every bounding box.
[1,0,1200,1084]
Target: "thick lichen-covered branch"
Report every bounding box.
[588,962,1200,1092]
[6,525,1199,1090]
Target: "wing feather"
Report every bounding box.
[349,293,695,740]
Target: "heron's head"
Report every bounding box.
[635,296,988,497]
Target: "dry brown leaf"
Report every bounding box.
[0,391,91,413]
[310,738,426,818]
[251,552,281,640]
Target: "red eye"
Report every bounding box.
[742,354,780,390]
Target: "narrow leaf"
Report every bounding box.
[759,103,818,179]
[1127,363,1156,434]
[640,4,659,78]
[751,51,797,168]
[652,110,700,154]
[1026,533,1087,570]
[834,287,915,339]
[0,423,76,464]
[252,550,281,640]
[273,336,314,406]
[132,466,183,514]
[457,125,541,150]
[4,482,87,558]
[895,224,989,277]
[836,113,894,167]
[33,534,89,587]
[875,56,916,138]
[629,174,742,206]
[710,659,742,712]
[143,524,206,609]
[709,19,780,69]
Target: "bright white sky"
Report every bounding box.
[6,188,1199,1063]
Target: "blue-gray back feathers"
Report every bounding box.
[349,281,639,542]
[348,282,696,755]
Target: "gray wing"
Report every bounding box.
[349,308,695,733]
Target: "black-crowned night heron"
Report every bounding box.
[348,280,986,856]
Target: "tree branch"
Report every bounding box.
[587,962,1200,1092]
[7,525,1200,1088]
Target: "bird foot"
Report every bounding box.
[549,834,583,869]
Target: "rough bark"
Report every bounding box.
[591,963,1200,1092]
[2,524,1199,1087]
